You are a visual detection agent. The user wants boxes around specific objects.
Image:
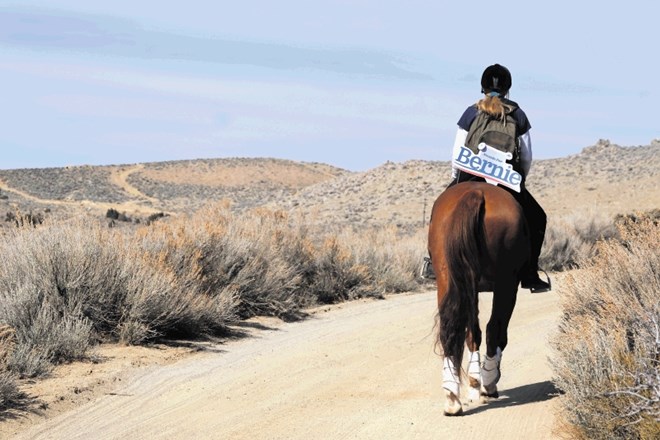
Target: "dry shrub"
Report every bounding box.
[540,213,618,271]
[341,226,426,295]
[100,222,237,342]
[0,325,14,367]
[295,222,425,304]
[113,248,237,344]
[0,223,102,376]
[0,203,424,414]
[0,370,27,414]
[0,326,28,415]
[141,205,311,320]
[311,236,375,303]
[551,218,659,439]
[210,207,313,318]
[0,204,424,382]
[161,205,424,316]
[0,216,238,376]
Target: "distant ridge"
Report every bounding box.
[273,140,660,231]
[0,157,350,219]
[0,141,658,230]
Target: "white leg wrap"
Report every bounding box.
[467,351,481,401]
[481,347,502,387]
[442,357,460,396]
[467,351,481,381]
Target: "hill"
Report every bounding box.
[0,140,658,229]
[274,139,660,231]
[0,157,350,223]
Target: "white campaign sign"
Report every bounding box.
[452,143,522,192]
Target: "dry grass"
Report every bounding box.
[0,203,425,411]
[0,325,14,365]
[0,326,31,416]
[551,217,659,439]
[340,226,426,295]
[540,213,618,271]
[0,371,28,415]
[0,213,236,378]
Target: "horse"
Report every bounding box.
[428,181,530,416]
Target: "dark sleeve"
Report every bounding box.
[513,108,531,136]
[457,105,478,131]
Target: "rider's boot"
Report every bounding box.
[521,270,551,293]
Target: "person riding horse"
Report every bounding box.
[427,65,551,415]
[448,64,550,293]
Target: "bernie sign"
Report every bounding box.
[452,143,522,192]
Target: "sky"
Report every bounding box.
[1,1,658,171]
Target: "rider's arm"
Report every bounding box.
[451,128,469,178]
[519,130,532,176]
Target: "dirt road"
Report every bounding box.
[11,287,562,440]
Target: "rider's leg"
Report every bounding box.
[516,189,551,292]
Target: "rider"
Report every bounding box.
[448,63,551,293]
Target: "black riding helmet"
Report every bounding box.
[481,64,512,95]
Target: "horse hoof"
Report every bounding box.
[443,407,464,416]
[481,384,499,399]
[444,391,463,416]
[481,391,499,399]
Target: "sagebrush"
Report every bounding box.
[551,218,659,440]
[0,204,424,408]
[539,212,618,271]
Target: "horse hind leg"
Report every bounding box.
[442,357,463,416]
[481,347,502,398]
[466,327,483,403]
[467,351,483,402]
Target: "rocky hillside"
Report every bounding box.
[0,140,658,230]
[274,139,660,231]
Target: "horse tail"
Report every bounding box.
[438,189,484,375]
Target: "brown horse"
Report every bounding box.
[428,181,530,416]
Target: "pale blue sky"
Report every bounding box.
[1,1,658,171]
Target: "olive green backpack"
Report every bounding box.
[465,101,521,172]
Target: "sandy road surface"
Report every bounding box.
[11,288,562,440]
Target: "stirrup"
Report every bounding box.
[420,257,435,279]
